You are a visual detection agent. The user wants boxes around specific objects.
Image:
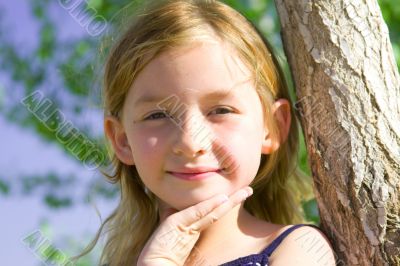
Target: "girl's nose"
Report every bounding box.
[172,114,210,158]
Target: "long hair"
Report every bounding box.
[76,1,313,265]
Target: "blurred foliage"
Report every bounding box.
[0,0,398,264]
[379,0,400,67]
[0,177,10,195]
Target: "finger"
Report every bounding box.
[169,193,231,226]
[189,187,253,232]
[178,187,253,231]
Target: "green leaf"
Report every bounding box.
[0,179,10,195]
[44,194,72,209]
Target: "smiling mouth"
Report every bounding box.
[167,169,223,181]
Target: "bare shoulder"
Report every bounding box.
[269,224,336,266]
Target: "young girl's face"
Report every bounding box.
[108,37,283,210]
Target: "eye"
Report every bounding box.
[144,111,171,120]
[209,107,234,115]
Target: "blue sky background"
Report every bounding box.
[0,0,117,265]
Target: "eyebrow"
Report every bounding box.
[133,89,236,107]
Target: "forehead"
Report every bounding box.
[126,39,255,108]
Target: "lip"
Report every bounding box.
[169,166,221,173]
[167,167,222,181]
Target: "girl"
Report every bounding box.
[81,0,336,265]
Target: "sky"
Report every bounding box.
[0,0,117,265]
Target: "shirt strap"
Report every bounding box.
[264,223,321,257]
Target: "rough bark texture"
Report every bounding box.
[274,0,400,265]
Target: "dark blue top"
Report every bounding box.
[219,224,321,266]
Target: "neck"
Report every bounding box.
[192,202,258,253]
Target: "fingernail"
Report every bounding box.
[245,187,253,197]
[218,194,229,204]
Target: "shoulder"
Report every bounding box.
[268,224,336,266]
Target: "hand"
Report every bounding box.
[137,186,253,266]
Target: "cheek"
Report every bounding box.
[129,127,169,166]
[213,123,263,181]
[226,134,262,178]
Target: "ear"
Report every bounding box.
[104,115,135,165]
[261,99,292,154]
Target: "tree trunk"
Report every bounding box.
[274,0,400,265]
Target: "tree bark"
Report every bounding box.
[274,0,400,265]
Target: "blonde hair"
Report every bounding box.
[75,0,313,265]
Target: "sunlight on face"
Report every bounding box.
[120,38,269,210]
